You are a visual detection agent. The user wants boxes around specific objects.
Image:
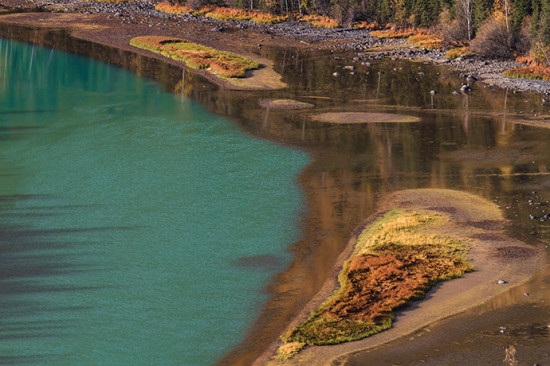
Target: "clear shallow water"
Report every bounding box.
[0,38,309,365]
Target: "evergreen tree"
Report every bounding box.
[541,0,550,44]
[512,0,531,29]
[531,0,540,39]
[472,0,494,34]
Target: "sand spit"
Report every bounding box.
[260,189,543,365]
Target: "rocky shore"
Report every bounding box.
[1,0,549,95]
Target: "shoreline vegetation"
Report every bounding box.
[264,189,543,364]
[279,209,473,357]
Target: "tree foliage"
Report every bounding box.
[168,0,549,53]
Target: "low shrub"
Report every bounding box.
[471,14,513,58]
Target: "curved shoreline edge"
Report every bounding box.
[258,189,544,365]
[0,12,286,91]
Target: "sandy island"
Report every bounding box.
[258,189,543,365]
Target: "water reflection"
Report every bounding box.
[1,23,550,366]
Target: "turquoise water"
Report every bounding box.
[0,38,308,365]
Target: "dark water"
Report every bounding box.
[1,24,550,366]
[0,37,309,365]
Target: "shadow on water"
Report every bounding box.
[0,194,117,363]
[1,21,550,366]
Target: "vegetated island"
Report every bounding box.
[129,35,285,89]
[128,35,286,89]
[263,189,543,365]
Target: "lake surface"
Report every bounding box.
[0,38,309,365]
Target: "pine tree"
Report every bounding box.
[531,0,540,39]
[541,0,550,44]
[512,0,531,29]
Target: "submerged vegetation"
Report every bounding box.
[129,36,260,78]
[280,210,472,350]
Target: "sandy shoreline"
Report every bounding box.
[259,189,544,365]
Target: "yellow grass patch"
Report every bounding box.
[129,36,259,78]
[276,342,306,360]
[353,21,389,30]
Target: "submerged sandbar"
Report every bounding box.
[313,112,420,124]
